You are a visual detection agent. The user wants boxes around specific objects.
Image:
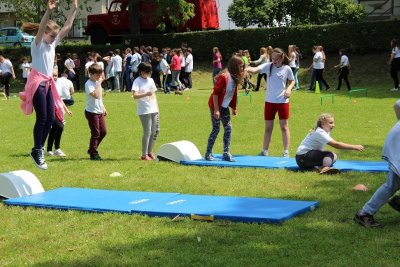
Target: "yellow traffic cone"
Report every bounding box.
[315,81,320,94]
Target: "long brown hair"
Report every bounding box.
[226,55,244,84]
[22,20,60,35]
[268,48,289,77]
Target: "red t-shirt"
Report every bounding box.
[171,55,181,71]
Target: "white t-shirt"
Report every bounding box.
[296,127,333,155]
[64,58,75,69]
[159,58,170,75]
[31,36,60,76]
[20,62,31,78]
[85,61,95,74]
[289,52,296,68]
[185,54,193,72]
[132,76,158,115]
[260,63,294,103]
[111,55,123,72]
[392,47,400,59]
[340,55,349,67]
[131,53,141,72]
[313,51,324,69]
[85,79,104,114]
[221,76,236,108]
[97,61,104,71]
[0,59,13,74]
[180,55,186,68]
[56,77,74,100]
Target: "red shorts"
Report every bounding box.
[264,102,290,120]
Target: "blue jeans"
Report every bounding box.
[362,168,400,215]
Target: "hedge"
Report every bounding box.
[1,20,400,64]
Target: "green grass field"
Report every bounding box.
[1,52,399,266]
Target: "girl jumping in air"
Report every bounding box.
[20,0,78,170]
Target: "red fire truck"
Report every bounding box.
[85,0,219,44]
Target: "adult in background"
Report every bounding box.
[389,39,400,91]
[212,47,222,85]
[0,53,16,99]
[184,47,193,90]
[72,52,81,91]
[112,49,123,92]
[334,49,351,91]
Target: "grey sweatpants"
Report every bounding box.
[139,112,159,156]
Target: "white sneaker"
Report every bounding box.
[47,151,54,156]
[258,150,268,156]
[283,151,290,158]
[53,149,66,157]
[390,88,399,91]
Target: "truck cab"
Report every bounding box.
[85,0,219,45]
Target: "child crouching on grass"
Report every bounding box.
[132,62,159,160]
[85,63,107,160]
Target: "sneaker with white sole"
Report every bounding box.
[31,148,48,170]
[258,150,268,156]
[47,151,54,156]
[222,152,235,162]
[283,151,290,158]
[390,88,399,91]
[53,149,66,157]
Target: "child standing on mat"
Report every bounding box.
[132,62,159,160]
[246,48,295,158]
[85,63,107,160]
[295,113,364,174]
[19,0,77,170]
[205,55,245,162]
[354,100,400,227]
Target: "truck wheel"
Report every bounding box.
[90,28,107,45]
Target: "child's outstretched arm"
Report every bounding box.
[58,0,78,41]
[328,140,364,151]
[245,65,261,75]
[35,0,57,45]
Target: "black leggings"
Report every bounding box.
[296,150,337,168]
[337,66,351,90]
[47,117,64,151]
[315,69,330,90]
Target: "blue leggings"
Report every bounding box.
[33,85,55,149]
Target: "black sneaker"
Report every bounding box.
[30,148,48,170]
[90,154,102,161]
[222,152,236,162]
[388,196,400,212]
[353,212,381,228]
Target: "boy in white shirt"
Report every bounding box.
[85,63,107,160]
[20,56,31,85]
[0,53,16,98]
[55,70,74,106]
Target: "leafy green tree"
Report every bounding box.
[0,0,98,25]
[228,0,366,28]
[129,0,195,33]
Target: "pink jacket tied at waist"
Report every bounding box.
[19,68,64,120]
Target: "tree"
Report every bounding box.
[0,0,99,25]
[129,0,196,34]
[228,0,366,28]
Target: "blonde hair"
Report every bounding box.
[313,113,334,131]
[22,20,60,35]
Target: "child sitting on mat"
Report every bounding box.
[295,113,364,174]
[354,100,400,227]
[132,62,159,160]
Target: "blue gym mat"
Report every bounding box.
[4,188,318,224]
[180,155,389,173]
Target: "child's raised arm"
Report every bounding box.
[57,0,78,41]
[35,0,57,45]
[327,139,364,151]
